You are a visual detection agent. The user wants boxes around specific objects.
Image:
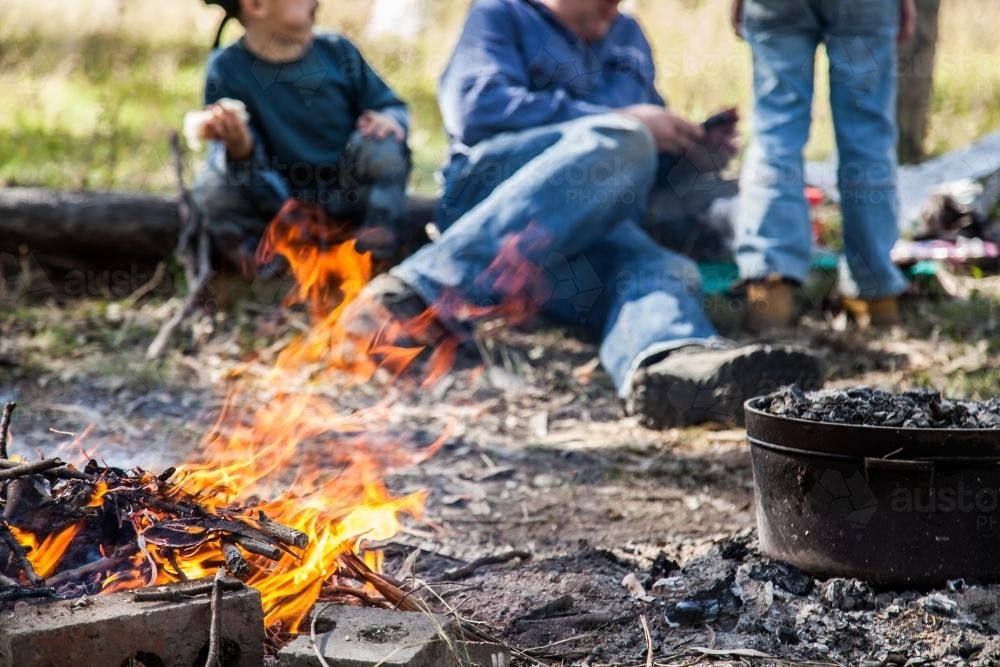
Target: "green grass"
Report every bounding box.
[2,0,1000,194]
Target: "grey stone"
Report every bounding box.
[0,584,264,667]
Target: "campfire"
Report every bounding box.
[0,202,495,645]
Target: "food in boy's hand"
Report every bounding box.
[183,98,249,150]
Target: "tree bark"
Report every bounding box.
[896,0,942,164]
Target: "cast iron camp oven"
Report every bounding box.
[744,390,1000,587]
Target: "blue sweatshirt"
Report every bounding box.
[204,32,407,196]
[439,0,665,155]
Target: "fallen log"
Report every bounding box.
[0,186,436,273]
[0,187,179,270]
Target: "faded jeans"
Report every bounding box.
[392,114,721,397]
[191,132,410,267]
[735,0,909,298]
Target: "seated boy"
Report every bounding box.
[191,0,410,274]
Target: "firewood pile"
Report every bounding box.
[0,400,418,618]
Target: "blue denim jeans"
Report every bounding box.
[735,0,909,298]
[191,132,410,266]
[392,114,721,397]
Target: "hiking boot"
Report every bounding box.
[625,344,826,429]
[841,296,900,329]
[744,276,797,333]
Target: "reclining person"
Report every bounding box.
[344,0,826,428]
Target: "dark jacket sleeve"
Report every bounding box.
[338,37,409,134]
[202,50,270,177]
[439,0,611,147]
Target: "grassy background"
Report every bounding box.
[2,0,1000,194]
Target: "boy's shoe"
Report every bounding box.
[841,296,900,329]
[625,343,826,429]
[744,276,798,333]
[339,273,450,350]
[355,209,402,261]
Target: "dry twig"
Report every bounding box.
[0,402,14,459]
[204,568,226,667]
[640,615,653,667]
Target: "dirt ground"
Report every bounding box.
[4,266,1000,666]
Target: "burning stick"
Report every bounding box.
[0,523,42,586]
[0,586,55,602]
[0,458,91,481]
[0,458,67,482]
[254,511,308,549]
[235,537,283,562]
[339,552,420,612]
[132,576,244,603]
[0,402,15,459]
[222,540,252,580]
[45,545,140,590]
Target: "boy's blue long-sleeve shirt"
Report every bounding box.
[439,0,665,155]
[204,32,407,195]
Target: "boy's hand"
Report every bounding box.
[202,103,254,161]
[357,110,405,142]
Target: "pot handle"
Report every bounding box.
[864,457,936,490]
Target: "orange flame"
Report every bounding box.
[12,522,83,580]
[11,201,550,635]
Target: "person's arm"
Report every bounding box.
[441,1,612,147]
[203,55,269,175]
[341,38,409,138]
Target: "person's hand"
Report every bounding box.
[357,110,405,142]
[695,107,741,171]
[731,0,745,38]
[617,104,704,154]
[899,0,917,43]
[202,103,254,161]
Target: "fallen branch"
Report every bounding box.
[437,549,532,582]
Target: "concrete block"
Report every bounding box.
[0,583,264,667]
[277,605,509,667]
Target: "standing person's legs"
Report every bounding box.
[823,0,909,308]
[735,0,823,329]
